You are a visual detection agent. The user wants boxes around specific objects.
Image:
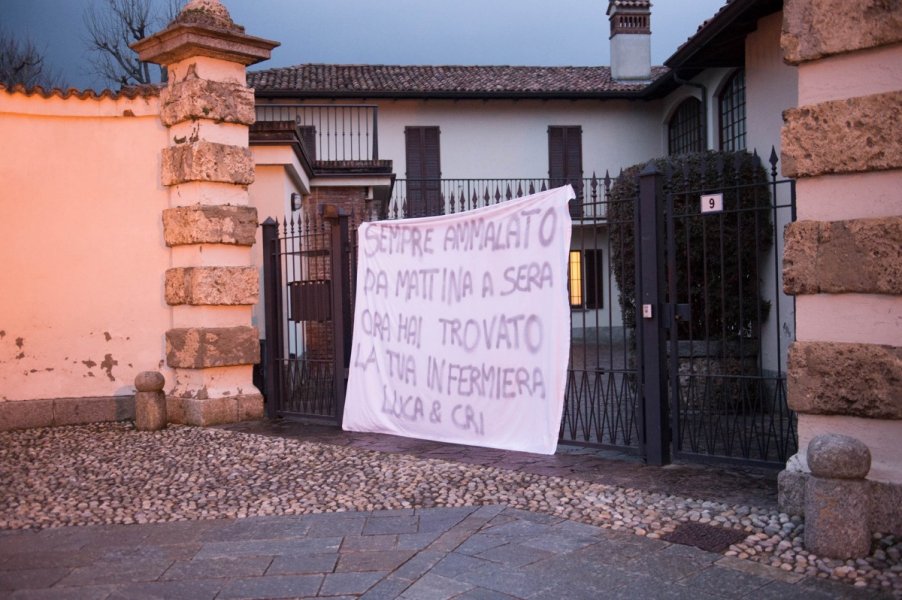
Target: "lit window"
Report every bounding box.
[568,250,604,309]
[569,251,583,307]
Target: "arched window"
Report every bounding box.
[668,98,704,156]
[719,70,746,151]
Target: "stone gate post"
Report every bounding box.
[132,0,278,425]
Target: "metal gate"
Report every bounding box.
[560,177,642,454]
[261,206,355,423]
[635,151,798,467]
[261,155,796,468]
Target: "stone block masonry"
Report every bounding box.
[165,266,259,306]
[166,326,260,369]
[778,0,902,540]
[783,217,902,295]
[781,90,902,178]
[132,0,278,426]
[161,141,255,186]
[160,77,256,127]
[163,205,258,246]
[782,0,902,64]
[788,342,902,419]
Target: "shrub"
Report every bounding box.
[608,151,773,342]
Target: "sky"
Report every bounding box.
[3,0,727,90]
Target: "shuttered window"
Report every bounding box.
[548,126,583,218]
[405,126,442,217]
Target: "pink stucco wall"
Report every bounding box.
[0,90,173,402]
[791,42,902,484]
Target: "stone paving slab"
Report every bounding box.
[0,506,888,599]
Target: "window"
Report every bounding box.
[568,251,583,307]
[568,249,604,309]
[719,70,747,151]
[668,98,704,156]
[405,126,441,217]
[548,126,583,218]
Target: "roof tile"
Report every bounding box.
[248,64,668,98]
[0,83,161,100]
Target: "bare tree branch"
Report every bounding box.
[83,0,185,88]
[0,29,64,89]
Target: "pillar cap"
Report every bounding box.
[131,0,278,67]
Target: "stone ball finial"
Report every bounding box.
[173,0,244,32]
[807,433,871,480]
[135,371,166,393]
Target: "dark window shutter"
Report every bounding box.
[405,126,442,217]
[297,125,317,162]
[549,126,583,218]
[584,249,604,309]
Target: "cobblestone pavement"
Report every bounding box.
[221,420,780,508]
[0,422,897,598]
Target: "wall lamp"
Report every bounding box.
[290,192,302,212]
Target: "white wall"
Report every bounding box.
[259,97,664,180]
[746,11,798,376]
[248,160,305,340]
[746,12,798,169]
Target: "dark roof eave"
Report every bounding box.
[664,0,779,69]
[253,88,652,101]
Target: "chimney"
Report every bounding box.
[607,0,652,81]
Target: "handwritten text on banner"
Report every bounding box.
[342,186,574,455]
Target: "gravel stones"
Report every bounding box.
[0,422,900,597]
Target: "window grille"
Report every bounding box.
[668,98,704,156]
[719,70,747,151]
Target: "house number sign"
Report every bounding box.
[700,193,724,214]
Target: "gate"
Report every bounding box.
[261,155,796,468]
[560,177,642,454]
[261,206,355,423]
[635,151,798,467]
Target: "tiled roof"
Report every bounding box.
[0,83,161,100]
[249,64,669,98]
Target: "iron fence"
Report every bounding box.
[255,104,379,162]
[560,184,642,452]
[387,175,612,220]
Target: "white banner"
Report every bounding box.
[342,186,574,455]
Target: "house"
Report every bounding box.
[1,0,898,539]
[246,0,798,461]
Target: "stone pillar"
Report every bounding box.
[804,434,872,558]
[134,371,167,431]
[132,0,278,426]
[778,0,902,535]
